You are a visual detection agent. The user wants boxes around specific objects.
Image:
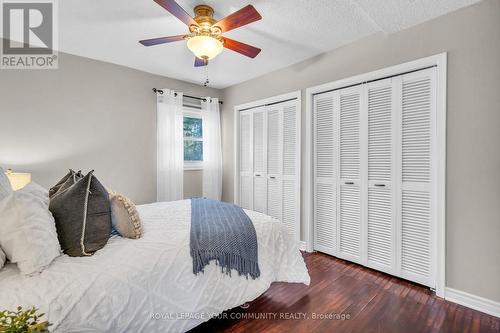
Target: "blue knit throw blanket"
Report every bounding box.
[190,198,260,279]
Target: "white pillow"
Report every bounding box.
[21,181,50,206]
[0,170,61,275]
[0,247,5,269]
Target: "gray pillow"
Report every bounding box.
[49,171,111,257]
[0,247,6,269]
[49,170,83,198]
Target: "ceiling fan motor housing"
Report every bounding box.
[190,5,221,35]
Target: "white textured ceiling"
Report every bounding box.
[55,0,479,88]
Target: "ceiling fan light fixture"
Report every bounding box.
[186,35,223,60]
[140,2,262,67]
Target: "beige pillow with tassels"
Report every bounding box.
[109,191,143,239]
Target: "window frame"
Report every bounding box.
[183,107,204,170]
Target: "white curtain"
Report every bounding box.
[157,89,184,201]
[202,97,223,200]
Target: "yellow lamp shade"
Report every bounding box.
[186,35,223,60]
[5,169,31,190]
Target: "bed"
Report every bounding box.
[0,200,310,332]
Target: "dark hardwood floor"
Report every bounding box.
[190,252,500,333]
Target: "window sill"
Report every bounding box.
[184,164,203,171]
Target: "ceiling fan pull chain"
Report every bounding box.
[203,64,210,87]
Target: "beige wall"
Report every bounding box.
[0,49,220,204]
[221,0,500,302]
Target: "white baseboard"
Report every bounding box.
[299,241,307,251]
[445,287,500,318]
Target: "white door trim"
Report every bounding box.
[304,53,447,297]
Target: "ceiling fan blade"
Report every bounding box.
[153,0,198,27]
[221,37,261,58]
[213,5,262,33]
[194,57,208,67]
[139,35,186,46]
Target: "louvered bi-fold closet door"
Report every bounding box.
[267,105,282,221]
[238,97,301,242]
[399,68,436,287]
[313,91,337,255]
[338,86,363,263]
[239,110,253,210]
[281,100,300,240]
[365,79,397,274]
[252,107,267,214]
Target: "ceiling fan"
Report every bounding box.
[140,0,262,67]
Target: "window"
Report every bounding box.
[183,111,203,169]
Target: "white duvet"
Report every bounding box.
[0,200,310,333]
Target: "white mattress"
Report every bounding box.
[0,200,310,332]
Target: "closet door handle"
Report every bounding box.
[374,184,386,187]
[269,176,276,179]
[255,174,261,177]
[344,181,354,185]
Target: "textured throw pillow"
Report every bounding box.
[0,247,5,269]
[0,167,11,200]
[109,192,143,239]
[49,169,83,198]
[0,169,9,271]
[49,171,111,257]
[22,180,50,206]
[0,169,61,275]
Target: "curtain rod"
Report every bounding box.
[152,88,223,105]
